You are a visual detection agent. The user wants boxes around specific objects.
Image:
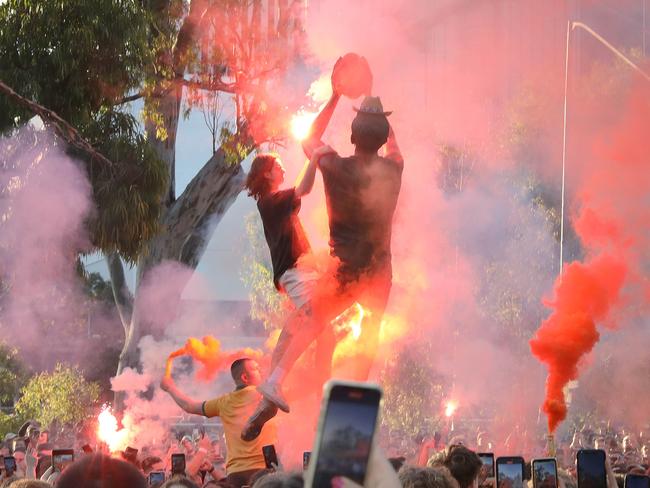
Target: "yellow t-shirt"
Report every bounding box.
[203,386,277,474]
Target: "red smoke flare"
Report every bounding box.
[529,255,626,432]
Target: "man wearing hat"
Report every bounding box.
[299,88,403,380]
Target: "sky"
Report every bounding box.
[84,102,260,302]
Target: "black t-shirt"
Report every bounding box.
[320,152,403,277]
[257,188,311,288]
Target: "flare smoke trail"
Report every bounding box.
[530,80,650,432]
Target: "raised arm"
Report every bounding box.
[160,376,204,415]
[384,124,403,166]
[295,144,335,198]
[302,91,341,159]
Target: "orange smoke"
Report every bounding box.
[529,255,626,432]
[166,336,265,381]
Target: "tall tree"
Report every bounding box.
[0,0,306,407]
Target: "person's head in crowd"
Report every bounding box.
[159,475,199,488]
[428,450,447,467]
[11,437,27,453]
[13,447,27,475]
[623,436,636,452]
[251,471,304,488]
[0,475,19,488]
[399,465,459,488]
[142,455,164,475]
[442,445,482,488]
[230,358,262,388]
[37,430,49,445]
[36,442,52,457]
[0,442,9,457]
[7,480,52,488]
[56,454,146,488]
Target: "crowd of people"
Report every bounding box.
[0,403,646,488]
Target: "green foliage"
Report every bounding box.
[0,1,168,263]
[0,0,151,129]
[0,342,27,406]
[0,411,26,439]
[240,212,287,329]
[82,110,168,262]
[381,342,447,440]
[15,364,100,429]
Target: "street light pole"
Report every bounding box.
[558,20,650,276]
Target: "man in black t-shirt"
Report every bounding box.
[241,147,334,440]
[301,92,403,381]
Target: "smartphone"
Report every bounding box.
[532,458,558,488]
[262,445,279,470]
[625,475,650,488]
[171,453,186,475]
[496,456,525,488]
[479,452,495,488]
[3,456,16,474]
[52,449,75,472]
[124,446,138,464]
[305,380,382,488]
[303,451,311,471]
[148,471,166,485]
[576,449,607,488]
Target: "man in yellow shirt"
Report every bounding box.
[160,358,278,488]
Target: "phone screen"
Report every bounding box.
[479,453,495,477]
[262,445,279,469]
[171,454,186,475]
[577,450,607,488]
[52,450,75,471]
[148,471,166,485]
[496,457,525,488]
[533,459,558,488]
[311,384,381,488]
[625,475,650,488]
[3,456,16,473]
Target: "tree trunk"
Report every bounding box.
[112,143,247,409]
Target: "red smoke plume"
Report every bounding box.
[531,80,650,433]
[529,255,626,433]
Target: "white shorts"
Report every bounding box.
[278,268,319,310]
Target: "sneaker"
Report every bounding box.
[241,398,278,442]
[258,382,290,413]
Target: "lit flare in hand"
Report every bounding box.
[97,405,128,452]
[445,400,458,418]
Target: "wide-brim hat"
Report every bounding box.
[353,96,392,116]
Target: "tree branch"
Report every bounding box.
[107,252,134,333]
[0,79,115,168]
[178,76,238,94]
[165,147,248,267]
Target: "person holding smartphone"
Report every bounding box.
[161,358,277,488]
